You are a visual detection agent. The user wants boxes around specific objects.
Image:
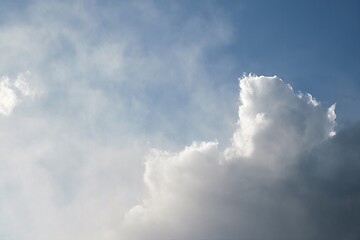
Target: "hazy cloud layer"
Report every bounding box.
[0,0,235,143]
[123,76,360,240]
[0,1,234,239]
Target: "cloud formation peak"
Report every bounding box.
[227,75,336,166]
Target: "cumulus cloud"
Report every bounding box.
[122,75,360,240]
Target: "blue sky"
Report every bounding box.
[198,0,360,124]
[0,1,359,239]
[218,0,360,124]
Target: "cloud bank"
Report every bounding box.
[122,75,360,240]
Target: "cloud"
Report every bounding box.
[0,76,17,115]
[122,75,360,240]
[0,1,234,239]
[0,1,359,240]
[226,75,336,166]
[0,0,234,144]
[0,71,37,115]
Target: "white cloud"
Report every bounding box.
[122,75,360,240]
[226,75,336,167]
[0,76,18,115]
[0,72,37,115]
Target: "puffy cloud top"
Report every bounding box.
[227,75,336,167]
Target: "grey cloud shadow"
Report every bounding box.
[287,121,360,239]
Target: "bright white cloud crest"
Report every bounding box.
[227,75,336,165]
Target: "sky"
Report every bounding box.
[0,0,359,239]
